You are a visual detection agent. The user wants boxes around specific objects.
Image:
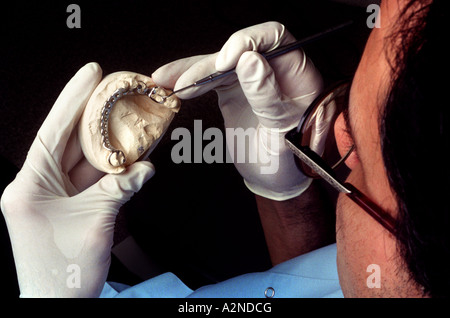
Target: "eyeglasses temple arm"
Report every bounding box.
[344,183,396,235]
[285,137,397,235]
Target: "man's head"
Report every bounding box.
[335,0,447,297]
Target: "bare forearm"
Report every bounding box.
[255,180,335,266]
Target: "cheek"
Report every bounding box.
[336,164,376,236]
[336,193,360,296]
[334,113,359,170]
[335,166,397,296]
[335,165,373,296]
[336,182,377,297]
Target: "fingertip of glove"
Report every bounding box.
[85,61,101,71]
[101,161,155,194]
[215,45,241,73]
[129,161,156,181]
[69,62,102,91]
[239,50,265,64]
[235,51,271,82]
[83,62,103,80]
[215,50,228,72]
[151,67,165,86]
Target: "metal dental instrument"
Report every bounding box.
[150,20,353,104]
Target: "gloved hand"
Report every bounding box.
[0,63,155,297]
[153,21,323,200]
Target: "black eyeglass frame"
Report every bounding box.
[285,81,396,235]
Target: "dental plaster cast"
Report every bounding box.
[79,71,180,174]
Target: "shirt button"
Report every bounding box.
[265,287,275,298]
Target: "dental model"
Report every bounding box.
[79,71,180,174]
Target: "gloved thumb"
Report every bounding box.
[89,161,155,206]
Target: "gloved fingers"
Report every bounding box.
[215,21,296,73]
[153,54,235,100]
[216,21,323,101]
[175,53,234,99]
[86,160,155,207]
[155,53,237,100]
[32,63,102,166]
[15,126,102,198]
[20,136,80,197]
[235,51,300,130]
[152,55,207,90]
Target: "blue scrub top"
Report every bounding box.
[100,243,343,298]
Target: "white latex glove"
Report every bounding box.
[153,21,323,200]
[0,63,155,297]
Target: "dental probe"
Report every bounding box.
[151,20,353,103]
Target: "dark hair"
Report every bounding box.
[381,0,450,297]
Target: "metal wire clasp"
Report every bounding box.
[147,86,169,104]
